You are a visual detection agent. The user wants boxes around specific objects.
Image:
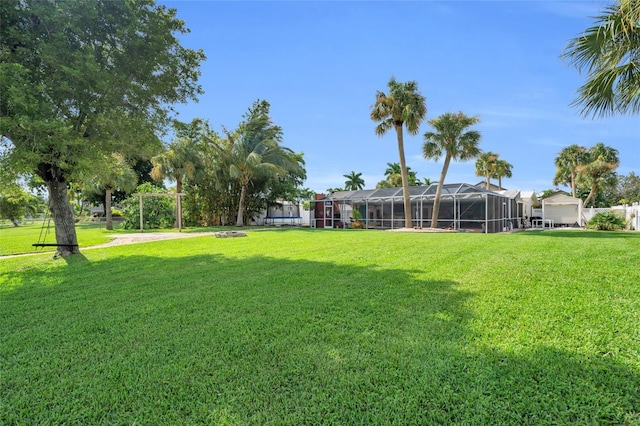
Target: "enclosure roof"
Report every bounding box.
[321,183,503,202]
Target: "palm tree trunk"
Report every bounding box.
[236,183,247,227]
[570,171,577,198]
[431,155,451,228]
[105,187,113,230]
[498,176,503,190]
[46,177,80,257]
[175,177,182,229]
[395,124,412,228]
[486,173,491,189]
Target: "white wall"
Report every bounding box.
[544,204,580,225]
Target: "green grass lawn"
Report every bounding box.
[0,221,245,256]
[0,221,116,256]
[1,229,639,424]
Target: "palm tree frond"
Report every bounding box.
[374,119,394,136]
[564,0,640,117]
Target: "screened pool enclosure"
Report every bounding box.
[314,183,520,233]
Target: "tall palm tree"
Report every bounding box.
[343,171,365,190]
[151,138,201,196]
[218,100,302,227]
[371,77,427,228]
[475,151,499,189]
[384,162,402,177]
[326,187,344,194]
[423,112,481,228]
[96,153,138,230]
[151,137,202,228]
[381,162,419,187]
[407,169,420,186]
[577,142,620,207]
[493,159,513,190]
[563,0,640,117]
[552,144,588,197]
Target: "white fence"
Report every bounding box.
[582,204,639,231]
[532,203,639,230]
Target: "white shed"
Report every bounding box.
[542,192,584,227]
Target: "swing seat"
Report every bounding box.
[32,243,79,247]
[33,214,78,249]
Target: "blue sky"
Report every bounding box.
[163,0,638,194]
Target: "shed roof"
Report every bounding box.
[542,192,583,205]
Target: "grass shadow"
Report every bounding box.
[2,252,638,424]
[62,253,90,264]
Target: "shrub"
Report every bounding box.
[586,212,626,231]
[121,183,176,229]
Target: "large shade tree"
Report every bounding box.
[563,0,640,117]
[613,172,640,204]
[371,78,427,228]
[577,142,620,207]
[0,0,204,256]
[553,144,589,197]
[422,112,481,228]
[0,183,39,227]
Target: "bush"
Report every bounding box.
[586,212,626,231]
[121,183,176,229]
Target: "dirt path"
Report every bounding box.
[89,232,217,248]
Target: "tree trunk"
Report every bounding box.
[395,124,412,228]
[583,184,597,207]
[431,155,451,228]
[46,176,80,257]
[105,187,113,230]
[486,173,491,190]
[236,183,247,227]
[175,177,182,229]
[570,171,577,198]
[498,176,503,190]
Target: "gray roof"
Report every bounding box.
[321,183,504,202]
